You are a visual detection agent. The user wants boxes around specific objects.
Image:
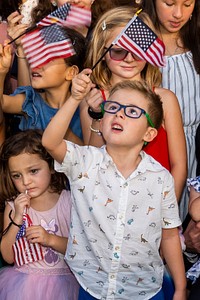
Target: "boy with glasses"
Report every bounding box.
[42,69,186,300]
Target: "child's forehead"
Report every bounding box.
[109,89,146,103]
[8,153,42,165]
[106,26,125,44]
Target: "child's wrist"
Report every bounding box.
[90,119,102,135]
[15,47,26,59]
[47,232,54,248]
[88,107,103,119]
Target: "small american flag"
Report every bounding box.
[21,3,91,69]
[37,3,91,28]
[113,15,165,67]
[22,24,75,69]
[13,212,43,267]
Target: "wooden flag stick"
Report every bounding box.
[91,44,113,71]
[7,25,37,45]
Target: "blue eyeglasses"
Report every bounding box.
[101,101,155,128]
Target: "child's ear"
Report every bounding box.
[65,65,79,80]
[143,127,158,143]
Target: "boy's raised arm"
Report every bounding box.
[42,68,93,164]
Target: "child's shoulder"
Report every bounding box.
[141,151,170,173]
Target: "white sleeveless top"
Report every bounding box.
[161,51,200,219]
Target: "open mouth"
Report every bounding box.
[112,123,123,131]
[31,72,42,78]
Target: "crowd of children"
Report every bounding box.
[0,0,200,299]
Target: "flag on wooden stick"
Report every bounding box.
[37,3,91,28]
[22,24,75,69]
[21,3,91,69]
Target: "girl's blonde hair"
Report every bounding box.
[85,6,162,90]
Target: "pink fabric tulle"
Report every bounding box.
[0,265,79,300]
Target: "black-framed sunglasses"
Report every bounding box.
[101,101,155,127]
[104,47,142,61]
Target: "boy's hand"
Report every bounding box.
[71,68,94,101]
[0,42,12,74]
[85,87,104,112]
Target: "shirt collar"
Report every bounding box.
[100,147,165,176]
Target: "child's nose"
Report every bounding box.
[115,108,125,118]
[172,5,183,19]
[124,52,135,62]
[22,175,32,186]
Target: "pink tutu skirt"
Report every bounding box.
[0,265,79,300]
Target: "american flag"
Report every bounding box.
[37,3,91,28]
[22,24,75,69]
[13,212,43,267]
[113,15,165,67]
[21,3,91,69]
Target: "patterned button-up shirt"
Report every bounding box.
[55,142,181,300]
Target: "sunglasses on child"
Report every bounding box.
[101,101,155,127]
[104,47,142,61]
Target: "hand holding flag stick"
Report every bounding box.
[91,9,165,71]
[7,25,37,45]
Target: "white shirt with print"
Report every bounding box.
[55,142,181,300]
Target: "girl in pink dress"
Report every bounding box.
[0,129,79,300]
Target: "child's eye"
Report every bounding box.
[129,108,138,115]
[106,103,118,111]
[165,1,174,6]
[184,2,193,7]
[30,169,39,174]
[11,174,21,180]
[109,104,118,111]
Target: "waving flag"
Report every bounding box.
[113,15,165,67]
[37,3,91,28]
[21,3,91,69]
[22,24,75,69]
[13,212,43,267]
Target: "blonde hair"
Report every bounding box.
[85,6,162,90]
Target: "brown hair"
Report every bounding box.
[0,129,69,204]
[142,0,200,74]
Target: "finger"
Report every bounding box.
[0,44,3,55]
[90,87,102,97]
[7,11,20,22]
[7,13,23,26]
[81,68,92,77]
[3,44,12,57]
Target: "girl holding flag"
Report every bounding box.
[0,129,79,300]
[81,6,187,203]
[0,25,86,142]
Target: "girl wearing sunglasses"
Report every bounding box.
[81,5,187,204]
